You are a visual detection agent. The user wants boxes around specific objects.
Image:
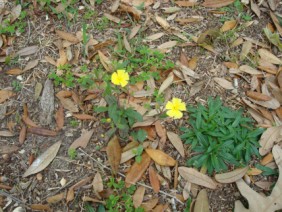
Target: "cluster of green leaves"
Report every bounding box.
[95,95,145,139]
[180,97,264,175]
[113,37,174,84]
[48,64,98,89]
[219,0,252,22]
[68,148,77,159]
[87,177,144,212]
[0,10,27,35]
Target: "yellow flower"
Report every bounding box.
[165,98,186,119]
[111,69,129,87]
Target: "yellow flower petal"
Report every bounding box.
[165,101,173,110]
[166,109,183,119]
[111,72,119,85]
[178,102,186,111]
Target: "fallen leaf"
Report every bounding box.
[119,4,141,21]
[0,130,14,137]
[158,40,177,50]
[270,11,282,37]
[240,41,252,61]
[57,96,79,113]
[16,45,38,56]
[23,141,62,177]
[260,152,273,165]
[239,65,262,75]
[178,167,217,189]
[23,59,39,72]
[104,13,121,24]
[259,125,282,156]
[123,34,132,53]
[202,0,235,8]
[158,73,174,95]
[27,127,57,137]
[155,15,170,30]
[145,148,176,166]
[149,166,160,193]
[258,49,282,65]
[175,1,198,7]
[176,61,200,78]
[183,181,191,200]
[19,125,27,145]
[140,198,159,211]
[98,50,113,72]
[69,129,94,150]
[30,204,51,211]
[235,145,282,212]
[220,20,237,32]
[111,0,120,12]
[133,186,145,208]
[55,105,64,131]
[11,4,21,23]
[167,131,185,157]
[72,114,96,120]
[106,135,121,175]
[213,77,234,90]
[46,192,65,204]
[125,152,151,187]
[0,90,15,103]
[247,168,263,176]
[92,172,103,195]
[194,189,210,212]
[0,145,19,154]
[250,0,260,18]
[246,91,272,101]
[5,68,23,75]
[144,33,165,42]
[215,167,249,183]
[129,24,141,40]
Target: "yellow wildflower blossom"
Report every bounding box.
[111,69,129,87]
[165,98,186,119]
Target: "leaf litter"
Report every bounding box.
[1,0,282,211]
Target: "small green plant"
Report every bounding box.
[180,97,264,175]
[91,16,110,31]
[103,177,144,212]
[132,145,144,163]
[95,95,143,139]
[0,10,27,35]
[70,119,79,127]
[12,80,22,92]
[219,0,252,22]
[68,148,77,159]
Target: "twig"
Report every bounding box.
[0,190,31,210]
[78,148,184,206]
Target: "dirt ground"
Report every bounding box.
[1,0,282,211]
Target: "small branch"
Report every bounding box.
[78,148,184,206]
[0,190,31,210]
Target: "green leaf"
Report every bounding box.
[264,28,282,52]
[255,164,278,176]
[94,106,108,113]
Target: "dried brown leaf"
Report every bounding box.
[5,68,23,75]
[27,127,57,137]
[140,198,159,211]
[55,30,79,43]
[16,45,38,56]
[215,167,249,183]
[46,192,65,204]
[23,141,62,177]
[125,152,151,187]
[55,105,64,131]
[259,126,282,156]
[149,166,160,193]
[175,1,198,7]
[123,34,132,53]
[194,189,210,212]
[240,41,252,61]
[167,131,185,157]
[145,148,176,166]
[19,125,27,145]
[107,135,121,175]
[220,20,237,32]
[72,114,96,120]
[155,15,170,30]
[133,186,145,208]
[129,24,141,40]
[23,59,39,72]
[0,145,19,154]
[158,73,174,95]
[92,172,103,194]
[202,0,235,8]
[69,129,94,150]
[246,91,272,101]
[261,152,274,165]
[258,48,282,65]
[0,90,15,103]
[213,77,234,90]
[178,167,217,189]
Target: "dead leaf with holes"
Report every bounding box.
[235,145,282,212]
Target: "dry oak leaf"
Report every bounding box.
[23,141,62,177]
[259,125,282,156]
[167,131,185,157]
[145,148,176,166]
[194,189,210,212]
[215,167,249,183]
[55,30,79,43]
[106,135,121,175]
[149,166,160,193]
[69,129,94,150]
[0,90,15,103]
[213,77,234,90]
[202,0,235,8]
[133,186,145,208]
[178,167,217,189]
[235,145,282,212]
[125,152,151,187]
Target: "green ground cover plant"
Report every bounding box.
[180,97,264,175]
